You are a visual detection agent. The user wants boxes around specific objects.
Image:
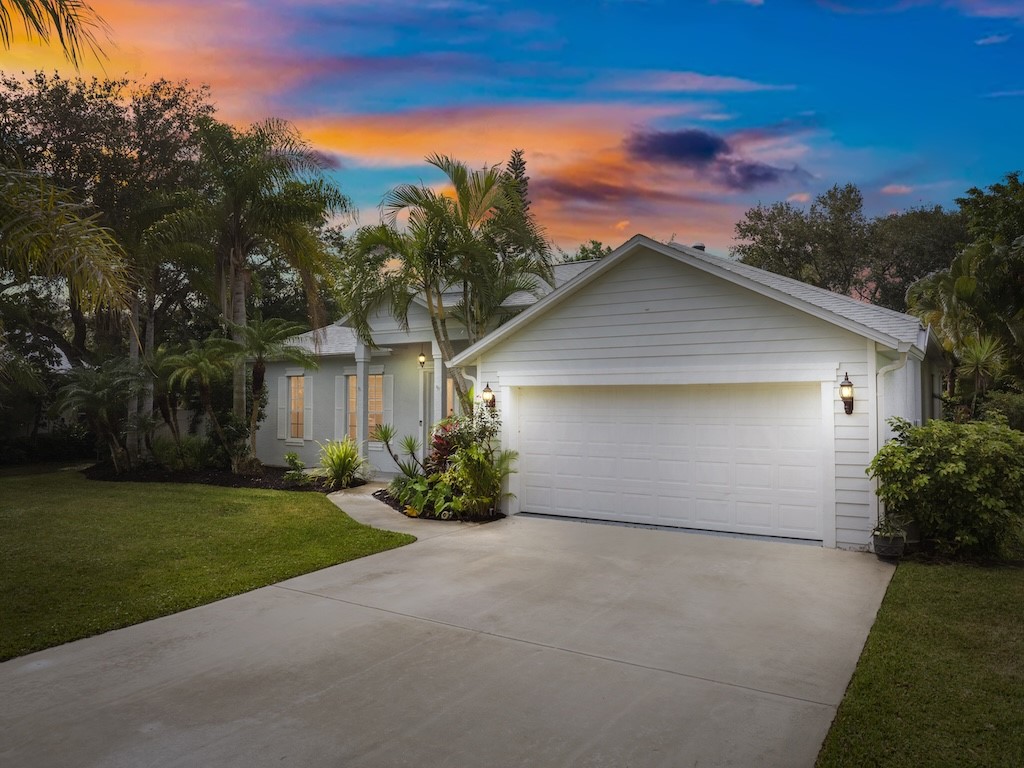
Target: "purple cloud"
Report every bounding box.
[624,128,807,191]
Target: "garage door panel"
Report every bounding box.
[517,384,824,540]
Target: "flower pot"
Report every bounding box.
[873,533,906,560]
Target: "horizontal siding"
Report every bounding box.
[479,246,878,550]
[486,250,867,370]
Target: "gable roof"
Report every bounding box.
[450,234,930,367]
[287,324,360,356]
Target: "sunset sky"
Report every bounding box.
[5,0,1022,254]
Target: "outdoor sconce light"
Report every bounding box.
[418,349,426,368]
[482,383,496,410]
[840,372,854,415]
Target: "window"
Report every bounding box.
[288,376,305,439]
[347,374,383,441]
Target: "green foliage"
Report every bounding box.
[980,390,1024,431]
[150,434,221,471]
[868,417,1024,559]
[559,239,612,263]
[384,410,515,521]
[316,437,370,489]
[282,451,310,487]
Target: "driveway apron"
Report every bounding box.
[0,486,893,767]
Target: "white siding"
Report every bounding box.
[477,247,876,550]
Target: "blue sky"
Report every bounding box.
[9,0,1023,252]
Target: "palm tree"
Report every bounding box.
[228,316,319,454]
[0,166,129,314]
[345,153,550,410]
[55,359,140,473]
[166,338,235,451]
[957,335,1005,417]
[0,0,108,66]
[159,118,349,420]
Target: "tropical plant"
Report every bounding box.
[165,337,235,451]
[54,358,140,472]
[868,417,1024,559]
[316,437,370,489]
[957,335,1005,416]
[228,315,318,454]
[159,117,349,421]
[343,153,550,412]
[0,0,108,65]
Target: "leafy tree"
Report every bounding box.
[865,206,967,312]
[560,239,612,262]
[343,153,550,411]
[733,184,869,297]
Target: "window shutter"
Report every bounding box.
[303,377,313,441]
[334,376,345,440]
[382,374,394,429]
[276,378,287,440]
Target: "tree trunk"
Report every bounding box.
[248,360,265,455]
[230,258,248,422]
[127,290,141,462]
[141,269,157,435]
[425,286,472,412]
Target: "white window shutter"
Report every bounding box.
[382,374,394,429]
[334,376,345,440]
[303,377,313,441]
[276,377,287,440]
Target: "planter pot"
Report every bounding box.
[873,533,906,560]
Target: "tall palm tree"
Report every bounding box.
[345,153,550,410]
[228,315,319,455]
[0,0,108,66]
[160,118,348,420]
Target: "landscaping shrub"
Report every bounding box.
[868,417,1024,559]
[282,451,311,487]
[980,390,1024,431]
[317,437,370,489]
[375,409,515,520]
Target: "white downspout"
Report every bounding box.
[872,350,909,533]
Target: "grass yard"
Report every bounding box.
[817,560,1024,767]
[0,464,414,661]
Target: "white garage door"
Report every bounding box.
[517,384,824,540]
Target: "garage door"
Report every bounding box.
[517,384,824,540]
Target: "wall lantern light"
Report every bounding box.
[840,372,854,415]
[481,383,496,410]
[418,347,426,368]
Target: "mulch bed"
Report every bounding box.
[80,463,352,493]
[372,488,505,523]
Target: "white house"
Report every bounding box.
[257,234,944,550]
[448,235,945,551]
[254,260,595,475]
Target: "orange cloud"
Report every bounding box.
[881,184,913,195]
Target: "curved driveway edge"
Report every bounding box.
[1,486,893,767]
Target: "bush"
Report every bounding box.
[980,391,1024,431]
[282,452,310,487]
[0,423,95,465]
[868,417,1024,559]
[317,438,370,489]
[150,435,221,471]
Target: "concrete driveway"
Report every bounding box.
[0,486,893,768]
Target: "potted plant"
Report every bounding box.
[871,511,908,560]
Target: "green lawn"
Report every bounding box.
[817,560,1024,767]
[0,464,414,661]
